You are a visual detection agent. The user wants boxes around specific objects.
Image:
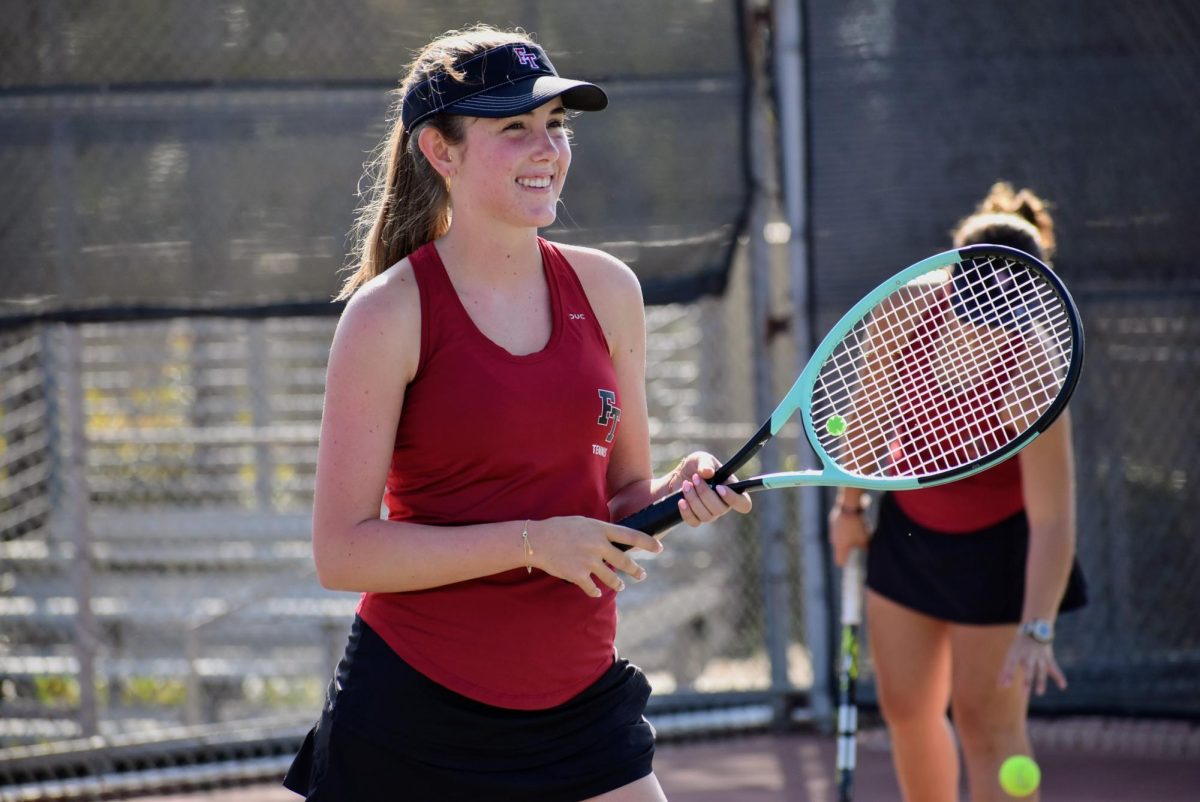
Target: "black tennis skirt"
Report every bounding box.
[866,493,1088,625]
[283,616,655,802]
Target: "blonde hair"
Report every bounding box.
[952,182,1056,262]
[336,25,535,300]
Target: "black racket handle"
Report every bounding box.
[612,476,767,548]
[630,420,771,516]
[614,489,687,542]
[613,420,775,548]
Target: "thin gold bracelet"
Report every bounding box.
[521,520,534,574]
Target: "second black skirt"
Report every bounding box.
[866,493,1088,625]
[283,616,656,802]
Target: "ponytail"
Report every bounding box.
[336,115,462,301]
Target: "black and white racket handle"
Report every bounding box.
[836,548,865,802]
[614,476,768,545]
[614,420,773,543]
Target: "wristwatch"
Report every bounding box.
[1019,618,1055,644]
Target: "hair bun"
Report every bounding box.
[964,182,1056,259]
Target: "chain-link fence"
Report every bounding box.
[0,1,763,761]
[0,284,790,749]
[1,0,1199,794]
[1061,290,1200,715]
[0,0,749,319]
[801,0,1200,717]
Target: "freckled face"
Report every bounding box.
[449,100,572,229]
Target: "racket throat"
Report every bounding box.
[712,419,774,485]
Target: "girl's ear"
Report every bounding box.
[416,125,457,179]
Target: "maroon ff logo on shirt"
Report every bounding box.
[596,389,621,445]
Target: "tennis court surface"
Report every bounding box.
[125,718,1200,802]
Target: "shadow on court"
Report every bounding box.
[126,720,1200,802]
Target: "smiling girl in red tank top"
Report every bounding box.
[284,25,751,802]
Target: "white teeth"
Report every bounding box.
[517,176,552,188]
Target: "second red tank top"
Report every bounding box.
[889,290,1026,533]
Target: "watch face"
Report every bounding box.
[1024,620,1053,642]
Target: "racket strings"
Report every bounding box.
[841,260,1070,474]
[838,268,1062,474]
[812,256,1075,478]
[884,278,1046,468]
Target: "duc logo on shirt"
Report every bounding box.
[594,389,621,456]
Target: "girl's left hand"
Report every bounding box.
[669,452,753,527]
[999,634,1067,696]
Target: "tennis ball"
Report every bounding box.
[826,415,847,437]
[998,755,1041,797]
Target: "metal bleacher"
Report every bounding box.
[0,318,360,747]
[1,304,762,755]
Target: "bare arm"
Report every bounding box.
[999,409,1076,694]
[1017,410,1076,624]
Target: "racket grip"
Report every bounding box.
[841,549,865,626]
[614,490,686,543]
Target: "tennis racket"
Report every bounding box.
[615,243,1084,538]
[836,548,865,802]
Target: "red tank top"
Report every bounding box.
[889,291,1026,533]
[357,238,622,709]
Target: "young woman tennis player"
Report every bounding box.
[282,25,751,802]
[829,183,1087,802]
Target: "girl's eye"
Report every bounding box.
[503,121,524,131]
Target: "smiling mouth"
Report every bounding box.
[516,176,553,189]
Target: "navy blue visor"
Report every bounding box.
[400,42,608,132]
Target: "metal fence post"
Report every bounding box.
[43,324,101,737]
[249,323,274,511]
[746,1,794,725]
[774,0,834,727]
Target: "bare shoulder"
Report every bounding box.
[340,259,420,336]
[333,259,422,382]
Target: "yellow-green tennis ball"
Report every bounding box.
[998,755,1041,797]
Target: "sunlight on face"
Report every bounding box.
[451,100,573,229]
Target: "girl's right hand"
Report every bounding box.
[530,517,663,598]
[828,507,871,567]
